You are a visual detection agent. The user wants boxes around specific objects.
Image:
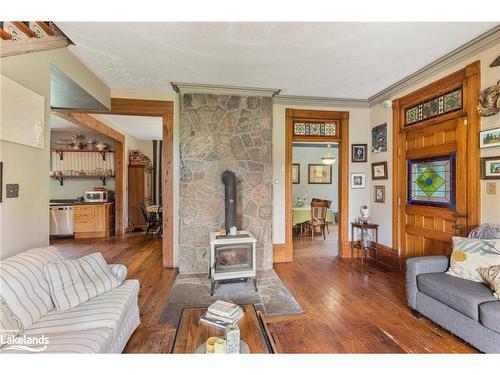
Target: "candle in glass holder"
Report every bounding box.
[206,336,217,354]
[214,338,226,354]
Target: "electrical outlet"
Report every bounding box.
[486,182,497,195]
[6,183,19,198]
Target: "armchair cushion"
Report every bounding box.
[109,264,128,284]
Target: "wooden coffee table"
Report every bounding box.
[171,304,272,353]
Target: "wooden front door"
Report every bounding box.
[393,62,481,267]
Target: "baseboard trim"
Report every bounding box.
[273,243,287,263]
[349,241,400,271]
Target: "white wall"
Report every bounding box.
[0,48,110,260]
[292,146,339,212]
[273,104,371,244]
[369,43,500,248]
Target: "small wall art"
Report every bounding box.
[351,144,367,162]
[351,173,366,189]
[481,156,500,180]
[372,123,387,153]
[480,127,500,149]
[372,161,388,180]
[308,164,332,184]
[374,185,385,203]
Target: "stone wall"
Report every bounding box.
[179,93,273,274]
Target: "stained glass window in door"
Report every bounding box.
[407,154,456,209]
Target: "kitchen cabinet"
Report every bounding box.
[73,203,114,238]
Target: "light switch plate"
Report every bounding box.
[6,183,19,198]
[486,182,497,195]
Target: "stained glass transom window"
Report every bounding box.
[405,89,462,126]
[407,154,456,209]
[293,121,337,137]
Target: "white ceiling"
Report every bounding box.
[57,22,497,99]
[92,114,162,140]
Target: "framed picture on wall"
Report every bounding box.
[374,185,385,203]
[372,161,388,180]
[351,144,367,162]
[308,164,332,184]
[481,156,500,179]
[292,163,300,184]
[372,123,388,153]
[351,173,366,189]
[479,127,500,149]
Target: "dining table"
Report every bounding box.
[292,206,335,225]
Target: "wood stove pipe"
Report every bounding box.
[222,171,237,233]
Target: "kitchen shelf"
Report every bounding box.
[51,148,115,161]
[50,175,115,186]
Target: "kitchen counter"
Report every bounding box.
[49,200,114,207]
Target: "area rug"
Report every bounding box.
[159,269,303,325]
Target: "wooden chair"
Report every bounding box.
[139,201,161,239]
[311,198,333,234]
[305,202,328,240]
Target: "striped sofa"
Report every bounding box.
[0,246,140,353]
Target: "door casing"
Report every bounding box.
[392,61,481,269]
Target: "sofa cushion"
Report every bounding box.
[26,279,139,335]
[417,272,496,320]
[0,327,113,354]
[44,253,121,311]
[479,301,500,334]
[0,246,65,329]
[446,237,500,282]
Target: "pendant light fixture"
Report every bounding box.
[321,143,336,165]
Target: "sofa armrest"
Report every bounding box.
[405,256,449,309]
[108,264,128,284]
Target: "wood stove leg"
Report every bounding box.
[210,279,216,296]
[253,277,258,292]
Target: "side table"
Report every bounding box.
[350,222,379,266]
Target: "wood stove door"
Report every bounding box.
[214,243,253,273]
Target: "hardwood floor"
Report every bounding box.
[50,232,478,354]
[293,223,338,259]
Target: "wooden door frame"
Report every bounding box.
[392,61,481,265]
[283,108,350,262]
[52,111,126,239]
[55,98,175,268]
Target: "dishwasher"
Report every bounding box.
[50,206,74,237]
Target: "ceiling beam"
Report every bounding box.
[0,35,69,58]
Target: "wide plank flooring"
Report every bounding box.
[50,232,478,353]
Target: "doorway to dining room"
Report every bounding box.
[292,142,339,259]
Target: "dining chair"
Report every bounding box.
[139,201,161,239]
[156,204,163,238]
[305,202,328,240]
[311,198,332,234]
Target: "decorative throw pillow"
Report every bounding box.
[0,297,24,348]
[44,253,120,311]
[446,237,500,282]
[468,223,500,239]
[478,265,500,299]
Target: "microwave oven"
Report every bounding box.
[84,190,108,203]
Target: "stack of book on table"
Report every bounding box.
[200,300,244,329]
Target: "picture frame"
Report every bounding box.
[308,164,332,184]
[372,161,388,180]
[351,173,366,189]
[351,144,367,162]
[481,156,500,180]
[292,163,300,184]
[371,123,387,153]
[479,127,500,149]
[374,185,385,203]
